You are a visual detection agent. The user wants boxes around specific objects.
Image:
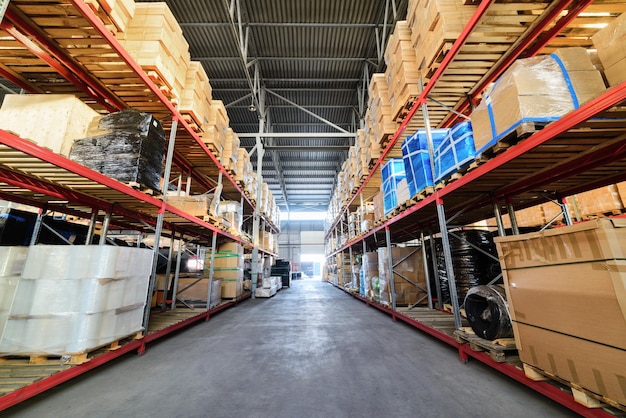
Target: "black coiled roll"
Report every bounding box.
[436,230,502,304]
[464,285,513,340]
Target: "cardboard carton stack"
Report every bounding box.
[212,242,244,299]
[368,73,399,144]
[377,246,427,306]
[221,128,240,173]
[495,219,626,407]
[236,148,253,184]
[384,21,421,120]
[0,94,100,158]
[85,0,136,34]
[116,2,190,101]
[592,11,626,87]
[199,100,229,156]
[407,0,476,75]
[179,62,213,129]
[471,48,606,155]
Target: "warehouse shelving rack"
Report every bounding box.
[325,1,626,415]
[0,0,278,410]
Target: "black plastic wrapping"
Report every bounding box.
[464,285,513,340]
[436,230,502,304]
[69,109,165,191]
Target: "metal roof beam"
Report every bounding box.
[180,22,377,28]
[196,56,378,62]
[211,78,360,83]
[238,132,354,138]
[265,146,349,151]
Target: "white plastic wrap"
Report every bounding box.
[0,247,29,343]
[0,246,152,355]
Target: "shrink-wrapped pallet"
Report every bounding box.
[471,48,606,154]
[402,128,448,197]
[381,159,406,215]
[69,109,166,192]
[0,94,100,157]
[0,247,29,343]
[0,246,152,355]
[433,121,475,183]
[592,12,626,86]
[218,200,242,235]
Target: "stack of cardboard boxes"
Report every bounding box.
[212,242,244,299]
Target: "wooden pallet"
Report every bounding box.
[453,327,517,363]
[393,94,420,122]
[477,121,549,162]
[0,332,143,366]
[523,363,626,412]
[125,181,159,197]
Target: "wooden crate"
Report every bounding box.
[85,0,135,34]
[179,62,212,128]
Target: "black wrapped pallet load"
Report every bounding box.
[464,285,513,340]
[437,229,502,304]
[69,109,165,192]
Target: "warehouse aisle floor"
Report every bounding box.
[5,280,575,418]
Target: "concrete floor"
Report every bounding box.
[5,280,576,418]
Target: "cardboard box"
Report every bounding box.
[604,57,626,87]
[592,11,626,70]
[495,219,626,404]
[168,195,213,217]
[220,279,242,299]
[514,322,626,406]
[0,94,100,157]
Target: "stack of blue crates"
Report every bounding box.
[433,121,476,183]
[401,128,449,198]
[381,159,406,215]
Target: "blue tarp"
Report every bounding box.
[434,121,476,183]
[401,129,448,196]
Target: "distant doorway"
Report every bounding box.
[300,253,325,280]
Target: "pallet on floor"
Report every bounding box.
[453,327,517,363]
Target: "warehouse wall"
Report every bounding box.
[278,219,324,263]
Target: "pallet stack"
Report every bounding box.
[199,100,230,156]
[85,0,136,34]
[407,0,476,78]
[179,62,213,130]
[384,21,421,120]
[221,128,240,174]
[116,2,190,101]
[367,73,399,145]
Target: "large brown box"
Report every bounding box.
[167,194,213,218]
[378,246,427,306]
[495,219,626,405]
[592,11,626,86]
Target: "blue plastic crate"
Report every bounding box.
[381,159,406,215]
[434,121,477,183]
[401,129,448,197]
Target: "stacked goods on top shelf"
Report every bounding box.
[69,108,166,192]
[0,246,152,356]
[0,94,100,158]
[494,219,626,408]
[199,100,230,156]
[222,128,240,174]
[384,21,421,120]
[367,74,398,146]
[179,61,213,130]
[381,159,406,215]
[401,128,448,198]
[471,47,606,155]
[85,0,136,34]
[592,11,626,87]
[433,121,476,183]
[407,0,476,79]
[116,2,190,101]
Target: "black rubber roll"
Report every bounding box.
[464,284,513,340]
[437,230,502,304]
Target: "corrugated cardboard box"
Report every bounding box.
[592,11,626,86]
[495,219,626,405]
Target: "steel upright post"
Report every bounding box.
[506,198,520,235]
[385,225,397,311]
[161,231,175,309]
[98,211,111,245]
[428,230,443,309]
[436,197,462,330]
[492,194,506,237]
[420,231,434,310]
[85,210,97,244]
[170,234,183,310]
[206,230,218,310]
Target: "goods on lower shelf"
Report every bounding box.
[176,277,221,309]
[168,193,218,218]
[436,230,501,305]
[360,252,379,298]
[377,246,427,306]
[381,159,406,215]
[211,242,244,299]
[0,247,29,340]
[471,47,606,155]
[255,276,280,298]
[592,11,626,87]
[401,128,448,198]
[69,109,166,192]
[495,219,626,407]
[0,245,152,355]
[433,121,476,183]
[463,285,513,341]
[0,94,100,157]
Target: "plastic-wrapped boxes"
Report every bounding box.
[0,246,152,355]
[381,159,406,215]
[69,109,166,192]
[0,247,29,342]
[401,128,448,197]
[471,48,606,155]
[592,12,626,87]
[433,121,476,183]
[494,219,626,406]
